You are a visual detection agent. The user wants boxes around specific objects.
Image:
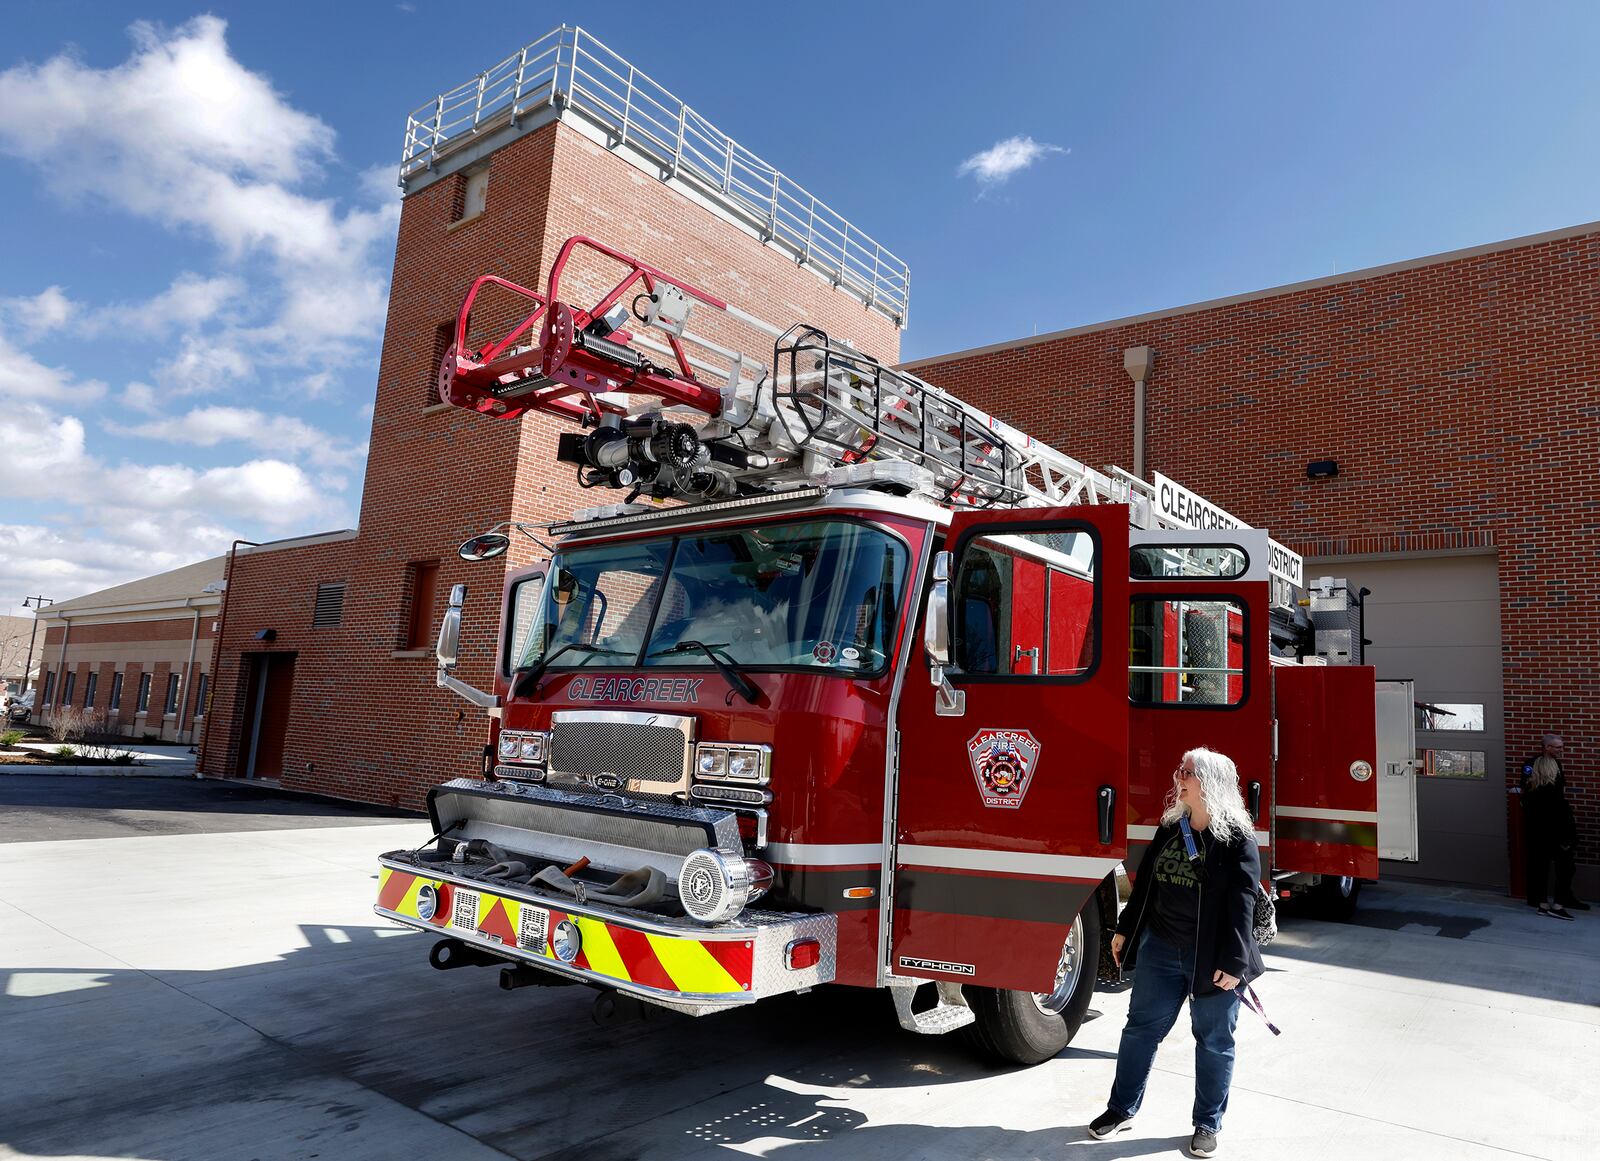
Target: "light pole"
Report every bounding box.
[21,595,52,696]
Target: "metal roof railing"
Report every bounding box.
[401,25,910,326]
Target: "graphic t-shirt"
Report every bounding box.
[1149,827,1206,949]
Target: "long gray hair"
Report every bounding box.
[1161,746,1256,845]
[1529,755,1560,790]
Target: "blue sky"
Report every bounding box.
[3,2,1599,617]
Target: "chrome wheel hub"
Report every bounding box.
[1032,914,1085,1016]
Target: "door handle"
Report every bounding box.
[1247,780,1262,822]
[1097,784,1116,845]
[1013,645,1040,674]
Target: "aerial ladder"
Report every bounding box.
[440,235,1301,601]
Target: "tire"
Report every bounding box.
[1317,875,1362,921]
[966,902,1102,1065]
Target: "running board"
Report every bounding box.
[890,981,975,1035]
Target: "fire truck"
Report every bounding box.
[373,236,1386,1064]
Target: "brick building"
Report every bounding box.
[907,222,1600,895]
[196,28,902,808]
[33,556,224,741]
[196,25,1596,896]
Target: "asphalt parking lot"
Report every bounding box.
[0,777,1593,1161]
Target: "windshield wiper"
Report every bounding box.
[513,642,629,698]
[648,640,760,705]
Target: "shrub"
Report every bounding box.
[49,706,87,745]
[0,729,23,747]
[111,752,137,765]
[54,744,77,758]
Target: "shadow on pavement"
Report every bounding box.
[0,775,419,842]
[0,922,1118,1161]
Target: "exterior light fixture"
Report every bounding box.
[254,628,277,641]
[1306,459,1339,480]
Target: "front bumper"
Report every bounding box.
[375,858,835,1015]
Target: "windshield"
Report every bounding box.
[510,519,909,675]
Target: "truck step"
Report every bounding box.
[891,980,975,1035]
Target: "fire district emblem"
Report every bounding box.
[967,728,1041,810]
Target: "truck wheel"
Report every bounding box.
[966,904,1101,1065]
[1317,875,1362,921]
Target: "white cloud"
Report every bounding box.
[0,332,106,403]
[2,286,75,337]
[0,16,399,372]
[111,405,367,469]
[957,135,1068,186]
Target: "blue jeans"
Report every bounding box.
[1107,930,1241,1133]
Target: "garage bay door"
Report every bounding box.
[1319,553,1505,888]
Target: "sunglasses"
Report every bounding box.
[1175,766,1198,781]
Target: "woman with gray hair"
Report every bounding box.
[1087,747,1265,1159]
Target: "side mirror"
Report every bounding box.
[434,583,498,710]
[458,532,510,562]
[436,606,461,670]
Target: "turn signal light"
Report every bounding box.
[785,938,821,971]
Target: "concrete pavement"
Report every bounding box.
[0,780,1593,1160]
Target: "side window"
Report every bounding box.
[1129,597,1246,706]
[952,529,1096,678]
[505,574,546,675]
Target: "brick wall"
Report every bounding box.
[35,618,216,740]
[910,227,1600,870]
[202,119,902,809]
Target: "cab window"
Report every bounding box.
[952,528,1096,678]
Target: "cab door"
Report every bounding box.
[891,506,1129,993]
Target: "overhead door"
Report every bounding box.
[1318,553,1504,887]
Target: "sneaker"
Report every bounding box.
[1189,1127,1219,1157]
[1087,1110,1132,1140]
[1539,906,1575,921]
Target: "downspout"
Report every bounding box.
[175,597,201,749]
[1123,346,1156,480]
[53,614,70,726]
[200,540,258,776]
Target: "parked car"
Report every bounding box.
[4,690,34,725]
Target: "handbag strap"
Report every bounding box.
[1178,815,1201,861]
[1239,982,1281,1035]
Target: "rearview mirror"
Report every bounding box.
[436,606,461,669]
[458,532,510,562]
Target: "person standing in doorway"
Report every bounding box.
[1087,747,1265,1159]
[1522,734,1585,918]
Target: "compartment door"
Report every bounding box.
[891,506,1129,993]
[1273,665,1380,879]
[1375,679,1420,861]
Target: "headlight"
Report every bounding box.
[520,736,544,761]
[693,742,770,784]
[677,848,774,924]
[498,735,519,759]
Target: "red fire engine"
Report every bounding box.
[373,236,1383,1063]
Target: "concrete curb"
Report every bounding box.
[0,764,192,777]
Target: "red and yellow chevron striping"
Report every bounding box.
[376,867,754,996]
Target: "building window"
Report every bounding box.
[193,673,209,718]
[83,671,98,708]
[1416,702,1485,731]
[1420,749,1486,779]
[62,671,76,706]
[137,673,151,713]
[42,671,54,705]
[164,674,180,715]
[426,319,453,407]
[405,561,441,649]
[453,166,489,223]
[110,672,123,710]
[313,582,346,627]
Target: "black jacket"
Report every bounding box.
[1116,821,1266,997]
[1521,755,1577,847]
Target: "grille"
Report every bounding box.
[550,717,689,786]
